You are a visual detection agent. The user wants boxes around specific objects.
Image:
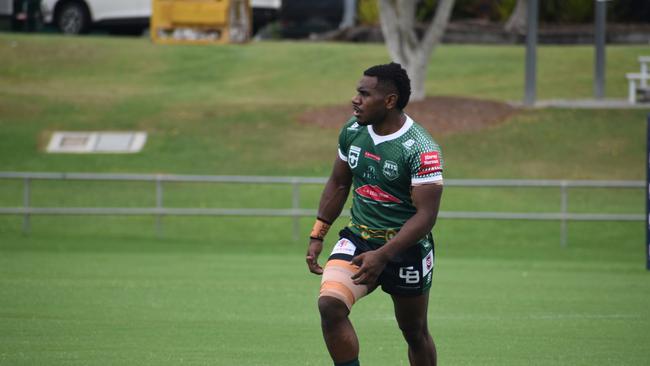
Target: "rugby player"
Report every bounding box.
[306,62,444,366]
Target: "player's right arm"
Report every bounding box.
[306,156,352,275]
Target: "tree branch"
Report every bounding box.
[378,0,456,101]
[379,0,404,64]
[397,0,418,53]
[421,0,455,57]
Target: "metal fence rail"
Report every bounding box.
[0,172,644,246]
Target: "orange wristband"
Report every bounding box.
[310,218,332,241]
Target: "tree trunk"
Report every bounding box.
[378,0,455,102]
[339,0,357,29]
[504,0,527,34]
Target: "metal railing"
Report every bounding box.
[0,172,644,246]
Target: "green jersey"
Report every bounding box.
[338,115,444,244]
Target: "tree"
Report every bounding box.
[339,0,358,29]
[378,0,456,102]
[504,0,527,34]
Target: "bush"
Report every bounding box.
[357,0,649,26]
[540,0,593,23]
[358,0,380,25]
[610,0,650,23]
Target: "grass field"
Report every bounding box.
[1,219,648,366]
[1,33,650,365]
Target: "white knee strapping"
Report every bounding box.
[320,259,368,309]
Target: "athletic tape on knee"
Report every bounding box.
[320,259,368,309]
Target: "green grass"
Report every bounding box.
[429,45,650,100]
[443,108,648,179]
[1,34,648,178]
[1,33,649,365]
[0,218,648,366]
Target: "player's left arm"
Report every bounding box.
[351,183,443,285]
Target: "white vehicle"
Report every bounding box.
[41,0,149,34]
[0,1,11,18]
[41,0,280,35]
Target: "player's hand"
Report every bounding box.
[306,239,324,275]
[351,249,389,286]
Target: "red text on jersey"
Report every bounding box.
[355,185,402,203]
[364,151,381,162]
[417,151,442,176]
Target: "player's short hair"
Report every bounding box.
[363,62,411,110]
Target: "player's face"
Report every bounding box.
[351,76,389,126]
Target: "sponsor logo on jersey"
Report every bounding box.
[382,160,399,180]
[364,151,381,162]
[363,165,378,181]
[348,145,361,169]
[355,184,402,203]
[347,122,360,130]
[403,139,415,149]
[331,238,356,256]
[422,250,434,276]
[417,151,442,176]
[399,266,420,284]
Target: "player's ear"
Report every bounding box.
[385,93,398,110]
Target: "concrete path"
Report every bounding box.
[509,99,650,109]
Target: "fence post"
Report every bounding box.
[594,0,608,99]
[156,176,163,237]
[646,114,650,270]
[560,181,568,247]
[292,180,300,241]
[524,0,538,106]
[23,177,31,235]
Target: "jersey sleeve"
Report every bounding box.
[337,117,357,162]
[408,140,444,186]
[338,132,348,161]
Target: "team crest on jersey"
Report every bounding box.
[382,160,399,180]
[348,145,361,169]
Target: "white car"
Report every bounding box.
[41,0,280,35]
[41,0,149,34]
[41,0,151,34]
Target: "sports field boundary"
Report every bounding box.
[0,172,643,246]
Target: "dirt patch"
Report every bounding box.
[298,96,519,136]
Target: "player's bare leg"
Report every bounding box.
[318,296,359,364]
[392,292,436,366]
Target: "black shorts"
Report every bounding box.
[327,228,435,297]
